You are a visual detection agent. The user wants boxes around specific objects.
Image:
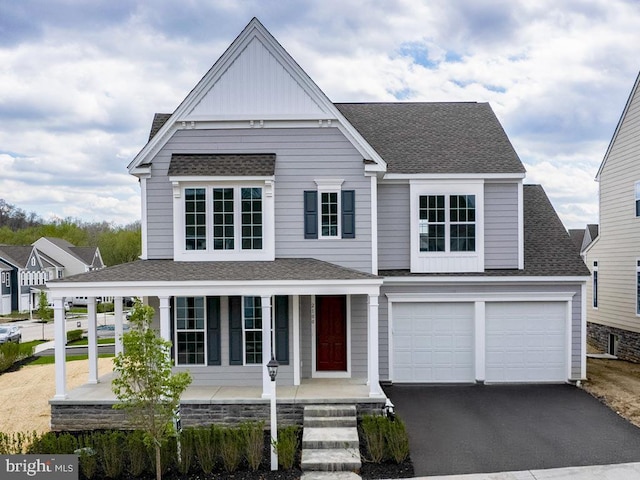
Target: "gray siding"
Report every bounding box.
[300,296,312,379]
[378,183,410,270]
[484,183,519,269]
[379,282,583,381]
[351,295,368,379]
[146,127,373,273]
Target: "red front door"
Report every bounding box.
[316,295,347,371]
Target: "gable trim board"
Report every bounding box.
[129,18,386,174]
[386,291,576,383]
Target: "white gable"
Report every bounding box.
[186,38,325,119]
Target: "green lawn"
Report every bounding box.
[67,337,115,346]
[28,353,115,366]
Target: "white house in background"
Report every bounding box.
[0,238,104,313]
[584,71,640,362]
[33,237,104,276]
[0,260,12,315]
[46,18,589,431]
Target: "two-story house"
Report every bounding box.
[0,260,12,315]
[584,72,640,362]
[46,18,589,430]
[0,238,104,314]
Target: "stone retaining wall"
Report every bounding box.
[50,401,385,432]
[588,322,640,363]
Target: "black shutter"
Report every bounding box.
[207,297,221,365]
[274,295,289,365]
[169,297,175,363]
[229,296,243,365]
[342,190,356,239]
[304,191,318,239]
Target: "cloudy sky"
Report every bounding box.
[1,0,639,228]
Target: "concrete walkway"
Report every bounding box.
[419,461,640,479]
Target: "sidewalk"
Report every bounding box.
[419,462,640,479]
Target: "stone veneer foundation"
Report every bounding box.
[588,322,640,363]
[50,400,386,432]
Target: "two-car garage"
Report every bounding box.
[391,301,569,384]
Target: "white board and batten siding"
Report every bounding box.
[145,127,373,274]
[380,283,583,384]
[586,81,640,334]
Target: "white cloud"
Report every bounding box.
[0,0,639,229]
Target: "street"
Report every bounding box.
[8,312,120,343]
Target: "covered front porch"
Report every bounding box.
[47,258,386,429]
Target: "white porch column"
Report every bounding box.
[474,301,486,382]
[53,297,67,399]
[159,296,171,342]
[292,296,301,386]
[261,295,273,399]
[368,294,384,397]
[114,296,124,356]
[87,297,98,384]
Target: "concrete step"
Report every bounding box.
[301,448,361,472]
[304,404,356,418]
[302,427,359,449]
[301,471,361,480]
[304,416,357,428]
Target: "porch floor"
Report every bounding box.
[50,372,386,406]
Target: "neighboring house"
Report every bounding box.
[0,260,12,315]
[569,224,598,253]
[584,71,640,361]
[46,18,589,430]
[33,237,104,275]
[0,238,104,313]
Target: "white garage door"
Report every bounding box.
[393,303,474,383]
[485,302,567,383]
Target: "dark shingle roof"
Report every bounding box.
[70,247,99,265]
[381,185,589,278]
[149,113,172,141]
[168,154,276,177]
[0,260,11,271]
[51,258,378,283]
[0,245,34,268]
[336,102,525,175]
[568,229,585,252]
[587,224,599,241]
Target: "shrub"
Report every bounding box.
[96,431,126,479]
[194,425,219,474]
[66,329,84,343]
[126,430,149,477]
[241,421,264,471]
[0,431,38,454]
[275,425,300,470]
[384,417,410,463]
[75,440,98,480]
[97,302,114,314]
[28,432,78,454]
[220,427,243,473]
[0,342,21,373]
[177,428,196,475]
[360,415,386,463]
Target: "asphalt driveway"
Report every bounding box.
[384,384,640,477]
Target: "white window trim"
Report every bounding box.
[409,180,484,273]
[592,260,598,310]
[636,258,640,317]
[315,178,344,239]
[174,297,207,367]
[172,179,275,261]
[635,181,640,218]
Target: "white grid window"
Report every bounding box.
[241,188,263,250]
[321,192,339,237]
[213,188,234,250]
[185,188,207,250]
[243,296,262,365]
[175,297,206,365]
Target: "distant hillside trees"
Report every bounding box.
[0,198,141,266]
